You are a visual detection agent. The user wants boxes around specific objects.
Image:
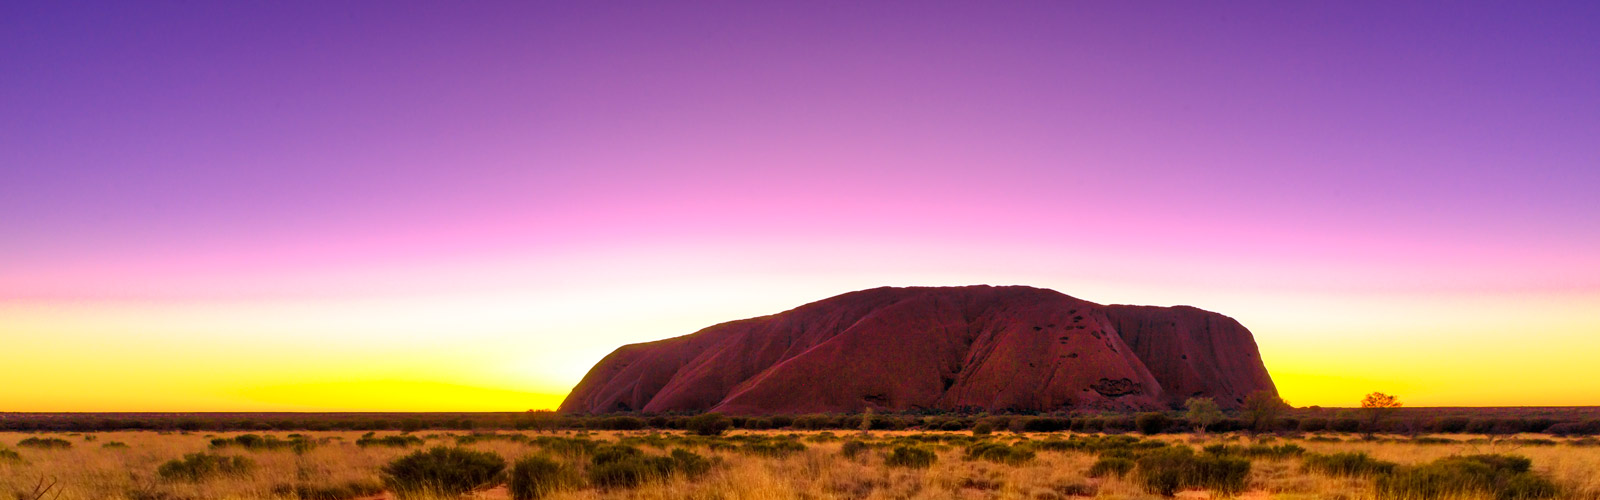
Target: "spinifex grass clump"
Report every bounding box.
[0,448,21,462]
[507,455,580,500]
[840,439,870,459]
[586,444,714,489]
[885,445,937,469]
[16,437,72,450]
[1301,452,1399,478]
[381,446,506,498]
[964,442,1036,464]
[1377,454,1560,499]
[100,441,130,449]
[1087,456,1135,478]
[357,432,424,448]
[1134,447,1250,496]
[158,453,255,482]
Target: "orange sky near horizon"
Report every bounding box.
[6,264,1597,412]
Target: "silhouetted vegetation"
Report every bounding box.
[158,453,255,482]
[885,445,937,468]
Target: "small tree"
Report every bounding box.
[1360,392,1403,436]
[1243,391,1289,433]
[1185,397,1223,434]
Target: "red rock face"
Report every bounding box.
[559,285,1276,415]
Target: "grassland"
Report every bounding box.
[2,427,1598,500]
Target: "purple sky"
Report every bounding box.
[2,2,1598,409]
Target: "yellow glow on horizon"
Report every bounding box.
[3,281,1596,411]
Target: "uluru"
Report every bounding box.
[560,285,1276,415]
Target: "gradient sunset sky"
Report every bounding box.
[3,2,1598,412]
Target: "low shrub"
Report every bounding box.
[688,413,732,436]
[1302,452,1398,477]
[591,444,644,464]
[508,456,578,500]
[357,433,424,448]
[1510,438,1558,447]
[1134,447,1250,496]
[885,445,937,469]
[380,447,506,498]
[971,422,994,436]
[965,442,1036,464]
[17,437,72,449]
[1433,417,1471,433]
[211,434,316,452]
[669,449,712,477]
[0,448,21,462]
[1465,419,1498,434]
[840,439,870,459]
[1330,418,1361,433]
[1298,418,1329,432]
[101,441,130,449]
[158,453,255,482]
[793,414,834,430]
[1136,413,1172,435]
[1087,456,1134,478]
[588,459,660,489]
[597,416,647,430]
[1546,420,1600,437]
[1102,416,1136,433]
[1019,416,1071,433]
[1377,454,1559,499]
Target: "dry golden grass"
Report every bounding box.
[1,430,1596,500]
